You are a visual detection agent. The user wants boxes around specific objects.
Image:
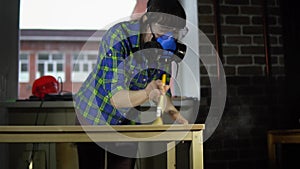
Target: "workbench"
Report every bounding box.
[0,124,204,169]
[268,129,300,169]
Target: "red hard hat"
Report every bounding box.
[32,75,59,99]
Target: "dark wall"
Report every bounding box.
[0,0,20,168]
[0,0,19,100]
[280,0,300,129]
[197,0,298,169]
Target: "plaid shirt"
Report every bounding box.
[74,20,171,125]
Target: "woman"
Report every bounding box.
[74,0,188,168]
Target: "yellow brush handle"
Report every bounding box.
[152,74,167,125]
[162,74,167,85]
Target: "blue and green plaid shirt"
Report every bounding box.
[74,20,171,125]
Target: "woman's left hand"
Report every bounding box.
[167,108,188,124]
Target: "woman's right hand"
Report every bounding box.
[144,80,163,102]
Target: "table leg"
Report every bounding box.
[56,143,79,169]
[167,141,176,169]
[268,133,276,169]
[190,131,203,169]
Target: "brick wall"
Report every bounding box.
[197,0,292,168]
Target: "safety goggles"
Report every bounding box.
[150,23,189,40]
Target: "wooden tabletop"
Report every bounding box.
[0,124,204,132]
[0,124,205,143]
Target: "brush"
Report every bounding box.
[152,74,167,125]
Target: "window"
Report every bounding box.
[18,0,142,99]
[36,53,65,81]
[72,52,98,82]
[19,53,30,83]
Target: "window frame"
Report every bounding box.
[18,52,30,83]
[71,51,98,82]
[35,52,66,82]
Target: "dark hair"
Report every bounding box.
[146,0,186,29]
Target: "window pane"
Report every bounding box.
[73,54,79,61]
[20,54,28,60]
[83,64,88,72]
[48,64,53,71]
[75,54,84,60]
[38,54,49,60]
[88,54,97,60]
[57,63,63,71]
[73,63,80,72]
[21,63,28,72]
[53,54,63,60]
[38,63,44,76]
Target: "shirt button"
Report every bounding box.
[118,120,122,124]
[108,53,112,56]
[143,78,147,82]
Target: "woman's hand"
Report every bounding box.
[145,80,188,124]
[144,80,166,102]
[165,106,188,124]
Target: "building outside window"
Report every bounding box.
[19,53,29,83]
[36,53,65,81]
[18,29,101,99]
[18,0,142,99]
[72,52,97,82]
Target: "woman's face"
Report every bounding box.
[144,23,188,42]
[143,23,178,43]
